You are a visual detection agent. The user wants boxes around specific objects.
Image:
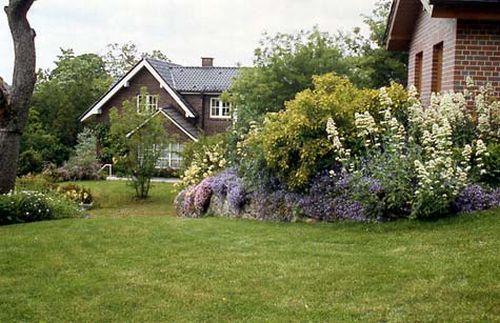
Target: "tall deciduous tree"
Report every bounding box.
[223,27,349,130]
[337,0,408,88]
[0,0,36,194]
[102,42,170,79]
[31,49,111,148]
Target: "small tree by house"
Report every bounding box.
[109,87,169,198]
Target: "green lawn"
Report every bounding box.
[1,181,499,322]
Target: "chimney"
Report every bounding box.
[201,57,214,67]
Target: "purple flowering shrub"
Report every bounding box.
[175,167,499,221]
[193,178,213,213]
[453,185,500,213]
[252,190,301,221]
[210,169,247,212]
[175,169,247,217]
[250,173,371,222]
[174,186,198,218]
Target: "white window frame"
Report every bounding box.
[157,143,184,169]
[210,97,231,119]
[136,94,159,115]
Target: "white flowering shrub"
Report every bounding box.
[0,191,83,225]
[330,79,499,219]
[180,134,229,187]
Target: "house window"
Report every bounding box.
[431,42,443,94]
[414,52,423,94]
[157,143,184,169]
[136,95,159,114]
[210,97,231,119]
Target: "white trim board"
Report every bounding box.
[124,109,198,142]
[80,59,196,122]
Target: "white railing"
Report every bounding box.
[98,164,113,177]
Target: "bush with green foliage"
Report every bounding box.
[30,49,111,149]
[56,184,93,205]
[18,110,68,175]
[482,143,500,186]
[238,73,382,190]
[16,174,57,193]
[0,191,83,226]
[192,77,499,222]
[109,87,170,198]
[223,28,348,126]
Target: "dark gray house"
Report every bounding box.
[80,57,239,168]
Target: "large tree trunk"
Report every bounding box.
[0,0,36,194]
[0,130,22,192]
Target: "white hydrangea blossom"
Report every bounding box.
[326,117,351,174]
[379,87,393,108]
[354,111,379,148]
[475,139,488,175]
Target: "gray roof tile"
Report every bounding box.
[146,58,239,93]
[161,106,200,139]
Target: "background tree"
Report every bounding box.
[0,0,37,193]
[338,0,408,88]
[223,27,349,131]
[102,42,170,79]
[30,49,111,150]
[18,109,66,175]
[109,87,169,198]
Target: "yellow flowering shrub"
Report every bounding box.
[242,73,378,190]
[180,134,229,187]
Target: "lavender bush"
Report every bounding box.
[193,179,213,213]
[175,168,498,222]
[209,169,247,212]
[175,169,247,218]
[453,185,500,213]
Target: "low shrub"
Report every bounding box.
[176,169,247,218]
[56,184,93,205]
[481,143,500,186]
[0,191,83,226]
[452,185,500,213]
[42,128,102,182]
[42,162,101,182]
[180,134,229,187]
[154,167,180,178]
[16,174,57,192]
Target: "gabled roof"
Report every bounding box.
[147,58,239,93]
[160,107,199,141]
[80,58,239,122]
[385,0,500,51]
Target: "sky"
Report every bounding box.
[0,0,378,82]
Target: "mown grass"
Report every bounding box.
[77,180,179,217]
[1,180,499,322]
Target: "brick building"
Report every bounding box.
[80,57,239,169]
[385,0,500,105]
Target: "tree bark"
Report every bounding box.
[0,0,36,194]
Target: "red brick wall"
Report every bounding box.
[182,94,232,136]
[97,68,183,121]
[408,9,457,105]
[203,95,232,136]
[454,20,500,97]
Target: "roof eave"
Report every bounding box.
[385,0,424,51]
[430,1,500,19]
